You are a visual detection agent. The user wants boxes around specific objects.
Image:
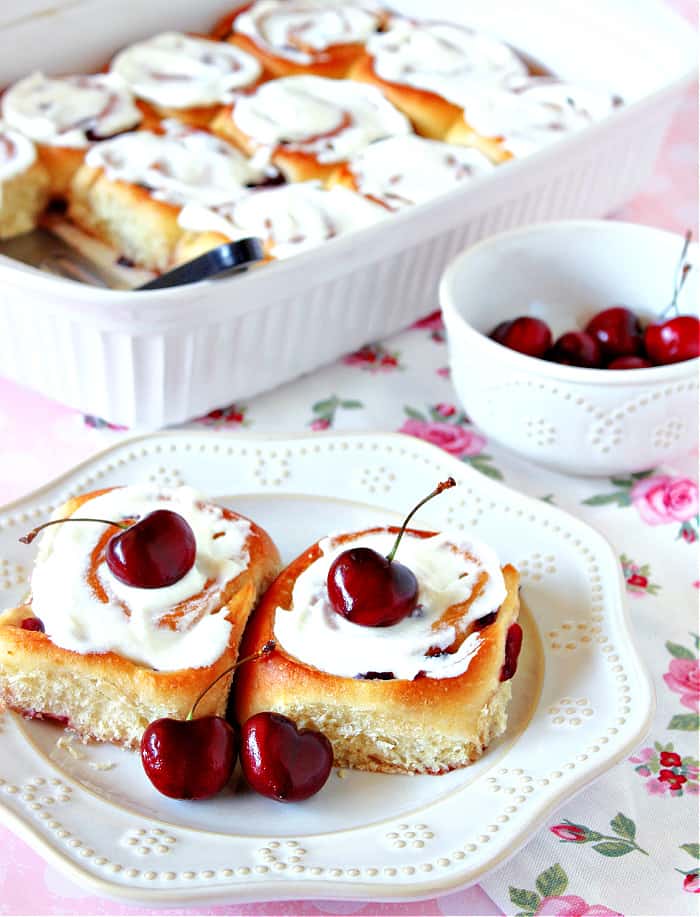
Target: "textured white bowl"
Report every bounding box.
[440,221,699,476]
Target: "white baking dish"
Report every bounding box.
[0,0,695,428]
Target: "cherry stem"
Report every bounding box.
[386,477,457,564]
[662,229,693,318]
[186,640,276,721]
[19,517,129,545]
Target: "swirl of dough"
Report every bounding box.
[234,0,385,64]
[2,71,142,149]
[0,121,37,182]
[232,75,411,163]
[111,31,262,108]
[178,181,388,259]
[85,119,269,206]
[343,135,494,210]
[367,17,528,103]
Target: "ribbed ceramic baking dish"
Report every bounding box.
[0,0,695,428]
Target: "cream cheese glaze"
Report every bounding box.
[345,135,493,209]
[85,120,267,206]
[2,72,142,149]
[234,0,384,64]
[367,18,528,102]
[273,529,507,680]
[29,486,251,671]
[232,75,412,163]
[110,31,262,108]
[178,180,387,259]
[458,77,622,157]
[0,122,37,182]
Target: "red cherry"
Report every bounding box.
[549,331,602,368]
[141,716,237,799]
[499,622,523,682]
[240,712,333,802]
[585,306,643,359]
[106,510,196,588]
[326,478,457,628]
[328,547,418,627]
[20,617,45,632]
[607,355,653,370]
[644,316,700,365]
[489,316,552,359]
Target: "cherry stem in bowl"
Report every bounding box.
[19,517,129,544]
[186,640,276,721]
[661,229,693,319]
[385,477,457,564]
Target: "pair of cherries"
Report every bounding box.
[489,231,698,369]
[141,643,334,803]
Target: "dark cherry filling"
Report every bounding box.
[355,671,395,680]
[500,623,523,681]
[473,611,497,629]
[20,617,44,632]
[25,710,69,726]
[247,171,286,189]
[116,254,136,268]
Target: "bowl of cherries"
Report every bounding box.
[440,221,699,475]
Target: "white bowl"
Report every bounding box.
[440,221,699,476]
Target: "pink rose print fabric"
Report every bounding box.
[630,476,698,525]
[665,658,700,711]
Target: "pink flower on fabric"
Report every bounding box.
[310,418,330,431]
[629,747,654,764]
[435,403,457,417]
[412,309,444,331]
[535,895,623,916]
[684,871,700,893]
[663,658,700,711]
[630,476,698,525]
[645,777,668,795]
[551,824,587,842]
[687,783,699,794]
[636,766,651,776]
[399,419,486,457]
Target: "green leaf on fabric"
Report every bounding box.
[340,399,363,409]
[610,812,636,840]
[535,863,568,897]
[582,492,630,507]
[468,456,504,481]
[404,405,426,421]
[610,476,633,488]
[692,633,700,651]
[592,841,636,857]
[666,641,695,660]
[509,886,540,911]
[631,469,656,480]
[312,397,337,414]
[668,713,700,731]
[681,844,700,860]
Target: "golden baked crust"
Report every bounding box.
[444,116,514,165]
[0,158,51,239]
[348,53,462,141]
[235,527,521,773]
[0,488,281,749]
[68,164,184,271]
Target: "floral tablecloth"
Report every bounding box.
[0,6,698,915]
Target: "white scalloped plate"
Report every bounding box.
[0,431,653,906]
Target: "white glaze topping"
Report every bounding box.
[179,180,387,259]
[29,486,251,671]
[346,135,493,210]
[2,71,142,149]
[234,0,384,64]
[367,18,527,102]
[85,120,267,206]
[0,121,37,182]
[232,75,412,163]
[273,529,507,680]
[458,77,622,157]
[110,31,262,109]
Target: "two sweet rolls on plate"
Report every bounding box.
[0,0,621,271]
[0,485,521,774]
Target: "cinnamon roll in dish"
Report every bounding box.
[445,78,624,163]
[215,0,388,79]
[235,527,521,773]
[350,17,528,139]
[329,135,493,210]
[175,180,387,263]
[1,71,142,195]
[0,486,280,749]
[211,74,412,181]
[110,31,263,130]
[68,120,270,270]
[0,123,50,238]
